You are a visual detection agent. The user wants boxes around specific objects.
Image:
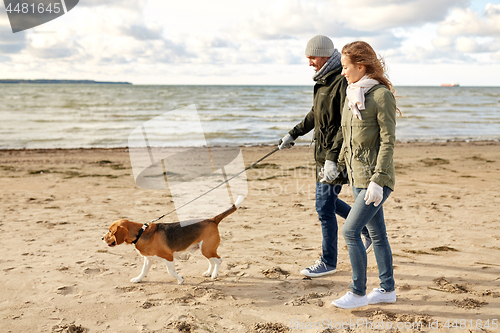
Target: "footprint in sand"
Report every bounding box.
[252,322,290,333]
[84,267,104,275]
[285,291,330,307]
[367,310,432,329]
[431,246,458,252]
[52,323,86,333]
[433,277,472,294]
[452,298,487,309]
[398,283,412,291]
[262,267,290,279]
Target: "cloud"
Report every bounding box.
[27,43,77,58]
[234,0,468,40]
[0,43,23,53]
[438,4,500,36]
[1,0,499,84]
[455,36,498,53]
[0,0,474,68]
[345,0,469,30]
[3,4,193,65]
[432,36,454,49]
[225,0,468,65]
[120,24,163,40]
[431,3,500,62]
[353,33,404,51]
[233,0,369,40]
[77,0,146,9]
[0,23,28,54]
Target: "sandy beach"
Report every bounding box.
[1,141,499,333]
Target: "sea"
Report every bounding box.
[1,84,499,149]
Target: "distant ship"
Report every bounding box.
[441,83,460,87]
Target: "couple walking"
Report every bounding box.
[279,35,398,309]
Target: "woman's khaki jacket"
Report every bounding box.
[337,84,396,190]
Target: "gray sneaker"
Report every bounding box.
[300,259,336,277]
[363,237,373,253]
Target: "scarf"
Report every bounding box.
[346,75,379,120]
[312,48,341,81]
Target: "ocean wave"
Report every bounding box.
[0,85,499,149]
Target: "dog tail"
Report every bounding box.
[234,195,244,208]
[213,195,244,225]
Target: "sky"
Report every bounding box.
[1,0,499,86]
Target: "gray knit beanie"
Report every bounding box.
[305,35,334,57]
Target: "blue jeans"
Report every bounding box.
[342,186,395,296]
[315,182,370,268]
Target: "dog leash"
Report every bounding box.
[146,146,282,224]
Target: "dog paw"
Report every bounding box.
[211,274,218,280]
[177,277,184,285]
[130,277,143,283]
[202,271,212,277]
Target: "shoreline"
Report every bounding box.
[2,82,499,87]
[1,138,499,152]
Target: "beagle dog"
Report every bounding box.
[102,196,243,284]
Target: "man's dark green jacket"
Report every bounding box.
[288,66,348,184]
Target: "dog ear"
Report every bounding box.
[119,220,136,244]
[114,226,126,245]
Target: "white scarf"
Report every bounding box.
[346,75,379,120]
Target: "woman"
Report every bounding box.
[332,41,398,309]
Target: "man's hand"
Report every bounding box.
[319,160,339,182]
[278,134,294,150]
[364,181,383,207]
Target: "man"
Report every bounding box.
[279,35,371,278]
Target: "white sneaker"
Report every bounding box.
[332,291,368,309]
[367,288,396,304]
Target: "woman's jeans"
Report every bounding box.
[315,182,370,269]
[342,186,395,296]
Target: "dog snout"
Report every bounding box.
[102,233,110,243]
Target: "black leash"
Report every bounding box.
[146,146,281,224]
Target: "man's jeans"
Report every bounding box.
[315,182,370,269]
[342,186,395,296]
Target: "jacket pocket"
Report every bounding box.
[354,147,376,180]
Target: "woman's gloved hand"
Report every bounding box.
[364,181,383,206]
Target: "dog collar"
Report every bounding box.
[132,223,149,244]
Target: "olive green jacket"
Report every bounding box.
[288,67,348,184]
[337,84,396,190]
